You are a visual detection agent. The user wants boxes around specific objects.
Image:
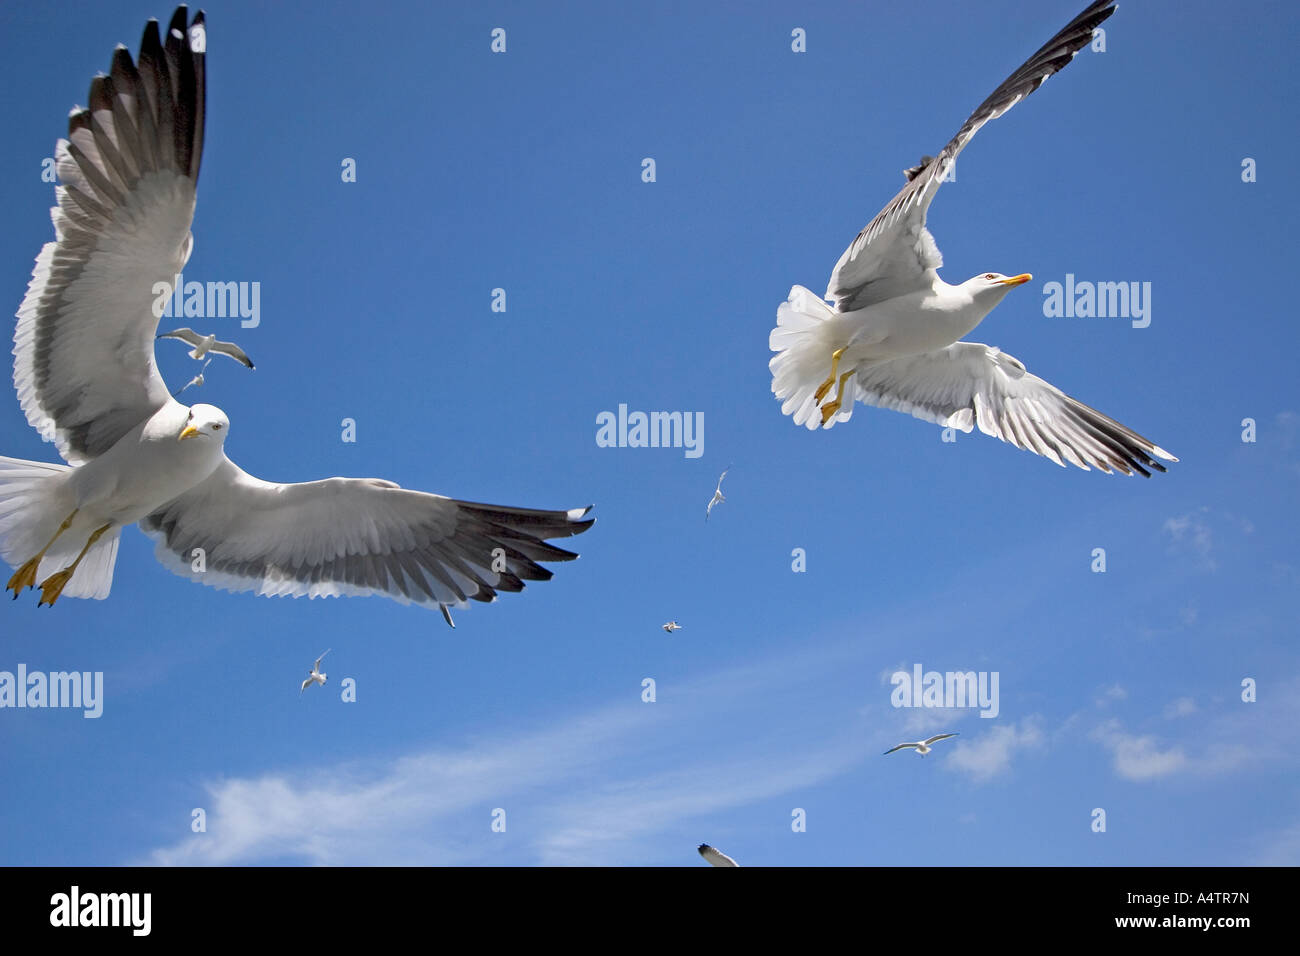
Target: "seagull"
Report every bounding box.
[1,7,594,617]
[175,358,212,396]
[158,328,255,369]
[662,621,682,633]
[300,649,329,695]
[768,0,1177,477]
[705,465,730,521]
[883,733,959,757]
[698,844,738,867]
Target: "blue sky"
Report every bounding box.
[0,0,1296,866]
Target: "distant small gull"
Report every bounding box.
[883,732,958,757]
[300,649,330,695]
[705,466,730,522]
[698,843,738,867]
[662,621,682,633]
[768,1,1176,476]
[158,327,255,369]
[175,358,212,396]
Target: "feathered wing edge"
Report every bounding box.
[826,0,1118,311]
[13,7,206,463]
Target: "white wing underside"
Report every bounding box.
[13,10,206,464]
[852,343,1177,476]
[139,457,593,612]
[698,845,739,867]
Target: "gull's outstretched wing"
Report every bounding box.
[924,733,959,746]
[825,0,1116,312]
[158,328,205,348]
[851,342,1177,477]
[140,458,595,622]
[314,650,330,669]
[209,339,254,369]
[698,844,739,867]
[883,743,920,755]
[299,678,312,694]
[14,7,206,464]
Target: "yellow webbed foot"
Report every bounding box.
[6,557,41,599]
[37,568,75,607]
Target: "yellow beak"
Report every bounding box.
[998,273,1033,287]
[178,424,201,441]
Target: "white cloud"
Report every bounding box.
[1163,509,1216,570]
[1095,683,1128,707]
[944,717,1045,784]
[144,646,874,866]
[1163,697,1197,719]
[1090,719,1188,780]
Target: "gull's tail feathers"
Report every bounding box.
[0,456,119,599]
[768,285,858,430]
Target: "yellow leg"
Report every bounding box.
[820,370,855,426]
[6,508,78,599]
[37,522,110,608]
[813,348,846,404]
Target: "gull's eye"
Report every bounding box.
[984,273,997,280]
[212,423,222,431]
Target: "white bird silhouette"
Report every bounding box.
[662,621,683,633]
[175,358,212,396]
[158,327,255,369]
[883,732,958,757]
[698,843,738,867]
[705,466,731,522]
[300,649,330,695]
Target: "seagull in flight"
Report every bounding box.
[175,358,211,396]
[705,465,730,521]
[0,7,593,617]
[698,843,739,867]
[768,0,1177,477]
[662,620,682,633]
[300,649,329,695]
[158,328,255,369]
[883,733,959,757]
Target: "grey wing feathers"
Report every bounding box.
[14,7,207,462]
[826,1,1117,312]
[139,458,596,617]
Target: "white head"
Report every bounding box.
[178,403,230,443]
[965,272,1033,304]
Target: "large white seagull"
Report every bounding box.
[768,0,1177,477]
[1,7,593,624]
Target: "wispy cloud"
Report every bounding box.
[1090,719,1189,780]
[945,717,1044,783]
[1162,509,1216,570]
[145,643,876,866]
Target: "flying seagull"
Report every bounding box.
[698,844,738,867]
[300,649,329,695]
[883,733,959,757]
[705,465,730,521]
[158,327,255,369]
[175,358,211,396]
[662,620,682,633]
[768,0,1177,477]
[1,7,593,618]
